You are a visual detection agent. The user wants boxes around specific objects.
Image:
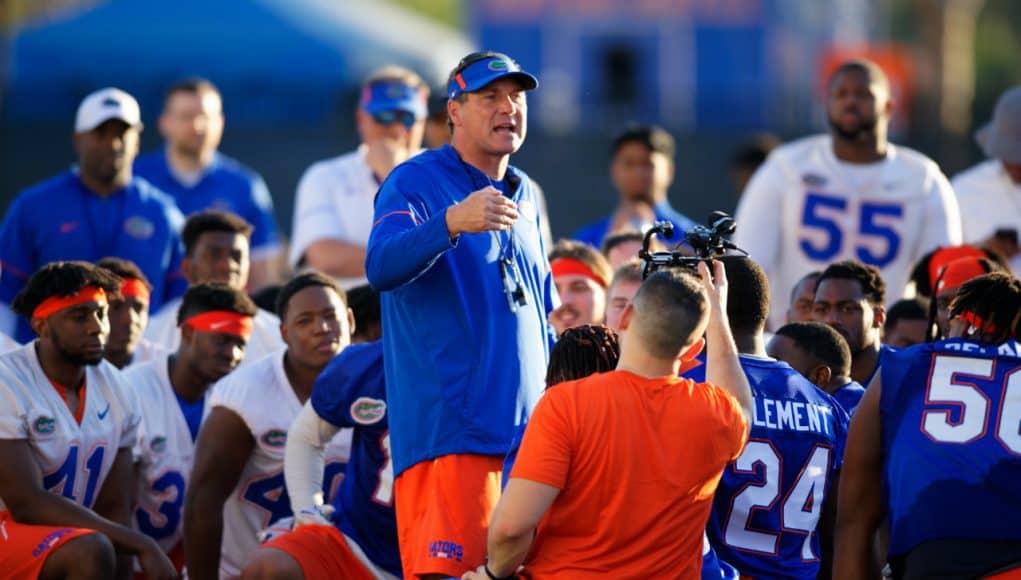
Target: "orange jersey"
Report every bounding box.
[511,370,748,578]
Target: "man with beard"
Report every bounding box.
[126,283,255,574]
[734,60,961,330]
[135,79,283,290]
[0,88,187,343]
[572,124,696,248]
[0,261,176,579]
[96,257,167,368]
[813,260,896,385]
[367,51,556,579]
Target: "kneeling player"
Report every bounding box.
[0,261,174,579]
[184,272,354,578]
[242,338,398,579]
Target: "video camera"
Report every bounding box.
[638,211,748,278]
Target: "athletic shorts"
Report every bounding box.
[0,510,97,580]
[394,453,503,579]
[260,524,376,580]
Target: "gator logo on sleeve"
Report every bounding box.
[260,429,288,448]
[350,397,387,425]
[150,436,167,453]
[33,416,56,434]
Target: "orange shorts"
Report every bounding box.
[394,453,503,579]
[986,566,1021,580]
[260,524,375,580]
[0,511,97,579]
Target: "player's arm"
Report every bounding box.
[0,440,175,580]
[732,155,784,285]
[92,447,141,579]
[304,239,368,279]
[285,401,342,517]
[919,170,963,260]
[816,468,840,580]
[365,173,458,292]
[183,406,255,580]
[833,375,884,579]
[476,478,559,578]
[699,260,754,422]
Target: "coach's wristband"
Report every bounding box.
[484,562,515,580]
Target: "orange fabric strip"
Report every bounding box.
[47,376,87,425]
[32,286,107,320]
[551,258,607,288]
[119,278,150,305]
[181,310,254,340]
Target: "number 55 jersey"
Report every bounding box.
[734,134,961,330]
[698,355,849,579]
[880,339,1021,573]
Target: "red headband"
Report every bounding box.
[551,258,607,289]
[935,258,988,295]
[33,286,107,320]
[119,278,150,305]
[181,311,254,339]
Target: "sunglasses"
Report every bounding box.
[372,110,418,128]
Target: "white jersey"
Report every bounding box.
[288,147,387,289]
[209,350,352,578]
[0,331,19,354]
[144,298,284,364]
[125,354,205,553]
[289,147,556,290]
[128,338,169,368]
[0,343,140,511]
[952,159,1021,275]
[734,134,962,329]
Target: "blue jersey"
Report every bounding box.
[880,338,1021,559]
[310,341,400,577]
[0,171,187,342]
[366,144,557,476]
[571,200,697,249]
[685,355,849,579]
[832,381,865,415]
[134,150,281,256]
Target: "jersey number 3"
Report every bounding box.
[724,440,832,561]
[800,192,903,268]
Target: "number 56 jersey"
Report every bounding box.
[734,134,961,330]
[701,356,849,579]
[880,339,1021,560]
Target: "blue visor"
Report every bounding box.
[448,54,538,100]
[361,81,426,119]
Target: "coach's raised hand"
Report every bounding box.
[446,186,519,237]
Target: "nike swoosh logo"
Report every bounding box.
[60,221,79,234]
[209,320,233,330]
[97,404,110,420]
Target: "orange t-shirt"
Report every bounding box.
[511,369,748,579]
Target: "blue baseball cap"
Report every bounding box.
[447,52,538,100]
[360,81,427,120]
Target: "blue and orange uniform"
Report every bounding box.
[0,171,186,342]
[880,339,1021,578]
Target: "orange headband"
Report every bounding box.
[959,310,997,335]
[33,286,107,320]
[181,311,254,339]
[551,258,607,289]
[119,278,150,305]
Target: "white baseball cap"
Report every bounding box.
[74,87,142,133]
